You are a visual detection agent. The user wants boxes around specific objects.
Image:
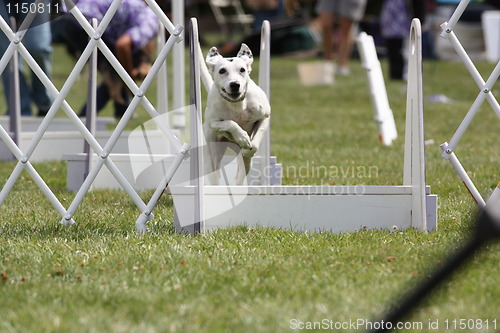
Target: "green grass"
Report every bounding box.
[0,44,499,332]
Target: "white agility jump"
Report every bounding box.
[438,0,500,208]
[171,18,437,234]
[0,0,189,231]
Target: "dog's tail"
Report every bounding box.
[197,43,213,92]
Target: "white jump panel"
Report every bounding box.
[173,185,437,233]
[64,153,280,191]
[0,129,173,162]
[0,116,114,132]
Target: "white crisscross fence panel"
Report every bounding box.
[439,0,500,207]
[0,0,189,232]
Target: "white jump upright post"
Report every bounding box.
[439,0,499,207]
[356,32,398,146]
[403,19,429,231]
[173,17,206,234]
[189,18,205,234]
[256,20,271,184]
[171,17,437,234]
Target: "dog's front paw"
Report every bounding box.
[235,132,252,150]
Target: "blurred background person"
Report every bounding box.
[56,0,158,118]
[0,0,54,117]
[245,0,285,31]
[316,0,368,79]
[380,0,425,80]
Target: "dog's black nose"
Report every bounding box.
[229,81,240,93]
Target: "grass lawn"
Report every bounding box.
[0,42,499,332]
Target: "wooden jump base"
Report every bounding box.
[171,18,437,235]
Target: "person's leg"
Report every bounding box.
[318,11,335,61]
[0,3,33,115]
[337,17,354,75]
[79,83,111,117]
[113,87,130,119]
[386,37,404,80]
[317,11,336,83]
[24,21,53,115]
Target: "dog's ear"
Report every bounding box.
[237,43,254,72]
[206,47,223,75]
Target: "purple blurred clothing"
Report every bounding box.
[380,0,411,39]
[65,0,158,50]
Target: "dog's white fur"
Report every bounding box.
[202,43,270,185]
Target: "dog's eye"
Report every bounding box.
[219,68,226,75]
[240,67,246,73]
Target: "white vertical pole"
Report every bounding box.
[403,19,427,231]
[190,18,205,233]
[258,20,271,185]
[172,0,186,129]
[84,18,98,180]
[8,17,20,154]
[156,24,169,116]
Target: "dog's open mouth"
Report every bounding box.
[221,88,245,102]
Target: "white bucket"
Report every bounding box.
[297,61,335,86]
[482,11,500,62]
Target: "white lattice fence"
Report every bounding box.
[438,0,500,207]
[0,0,189,232]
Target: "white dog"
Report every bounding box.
[202,43,270,185]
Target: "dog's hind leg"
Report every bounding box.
[205,141,227,185]
[235,155,251,185]
[249,118,270,152]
